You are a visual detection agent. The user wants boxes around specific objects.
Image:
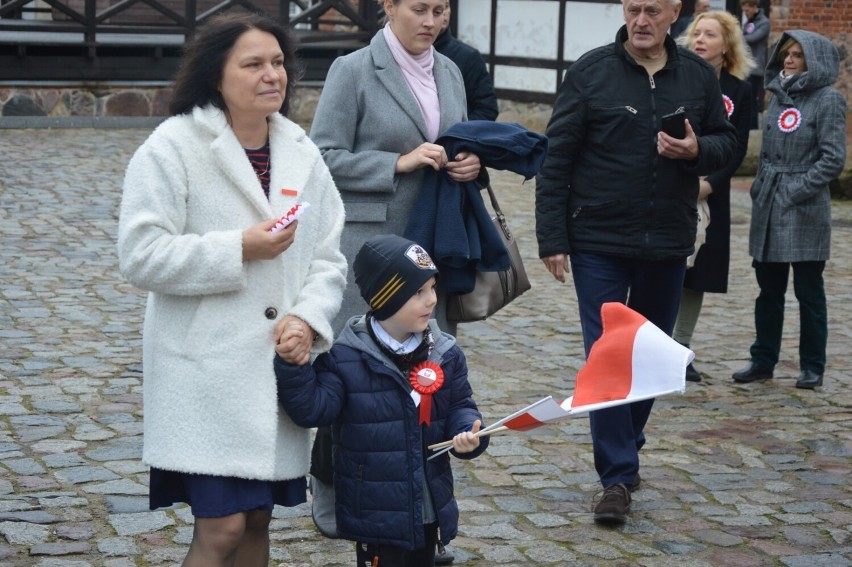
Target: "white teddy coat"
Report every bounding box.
[117,105,347,480]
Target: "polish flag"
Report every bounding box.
[498,302,692,431]
[428,303,693,457]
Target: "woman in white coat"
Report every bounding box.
[116,13,346,566]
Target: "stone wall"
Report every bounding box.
[1,83,849,197]
[0,84,556,131]
[0,87,173,119]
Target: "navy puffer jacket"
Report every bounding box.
[275,317,488,549]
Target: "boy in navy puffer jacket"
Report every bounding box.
[275,234,488,567]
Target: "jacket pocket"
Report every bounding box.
[354,464,364,517]
[681,98,707,135]
[570,199,621,219]
[587,105,641,152]
[344,202,388,223]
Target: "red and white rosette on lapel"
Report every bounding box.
[778,108,802,133]
[722,94,734,118]
[410,361,444,426]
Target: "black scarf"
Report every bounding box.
[366,313,435,373]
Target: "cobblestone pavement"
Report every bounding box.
[0,127,850,567]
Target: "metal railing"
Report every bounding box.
[0,0,381,46]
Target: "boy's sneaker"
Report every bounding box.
[593,483,631,525]
[435,543,455,564]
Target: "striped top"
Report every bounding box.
[245,143,271,198]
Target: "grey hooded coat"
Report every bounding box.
[748,30,847,263]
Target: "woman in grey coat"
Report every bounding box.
[309,0,480,336]
[733,30,846,390]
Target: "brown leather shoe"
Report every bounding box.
[732,361,773,383]
[594,483,631,525]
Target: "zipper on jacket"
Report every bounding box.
[626,106,638,115]
[649,75,658,128]
[406,399,417,548]
[648,74,658,252]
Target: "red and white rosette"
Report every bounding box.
[722,94,734,119]
[409,361,444,426]
[777,108,802,134]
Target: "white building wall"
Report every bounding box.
[453,0,633,95]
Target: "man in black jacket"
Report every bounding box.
[535,0,736,525]
[434,0,499,122]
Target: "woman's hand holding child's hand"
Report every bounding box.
[274,316,315,366]
[452,419,482,454]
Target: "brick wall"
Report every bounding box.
[770,0,851,102]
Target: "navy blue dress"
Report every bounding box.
[149,467,308,518]
[149,468,306,517]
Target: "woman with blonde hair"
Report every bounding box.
[673,11,755,382]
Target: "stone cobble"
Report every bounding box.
[0,127,850,566]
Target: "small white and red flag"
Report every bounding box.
[428,303,692,455]
[501,302,692,430]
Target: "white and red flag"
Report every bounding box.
[428,303,693,455]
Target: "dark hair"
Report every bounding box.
[169,12,302,117]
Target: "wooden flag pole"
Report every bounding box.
[427,425,509,451]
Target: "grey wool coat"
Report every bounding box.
[309,30,468,335]
[749,30,847,263]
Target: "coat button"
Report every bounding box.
[264,307,278,320]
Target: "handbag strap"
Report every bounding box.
[484,184,513,241]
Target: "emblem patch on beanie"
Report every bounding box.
[354,235,440,321]
[405,244,437,271]
[369,244,436,311]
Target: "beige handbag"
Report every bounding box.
[446,184,531,323]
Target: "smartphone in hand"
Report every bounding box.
[661,109,686,139]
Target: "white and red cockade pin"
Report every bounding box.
[722,95,734,119]
[269,202,310,233]
[409,361,444,426]
[778,108,802,133]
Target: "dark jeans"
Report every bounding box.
[355,523,438,567]
[570,252,686,488]
[750,260,827,374]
